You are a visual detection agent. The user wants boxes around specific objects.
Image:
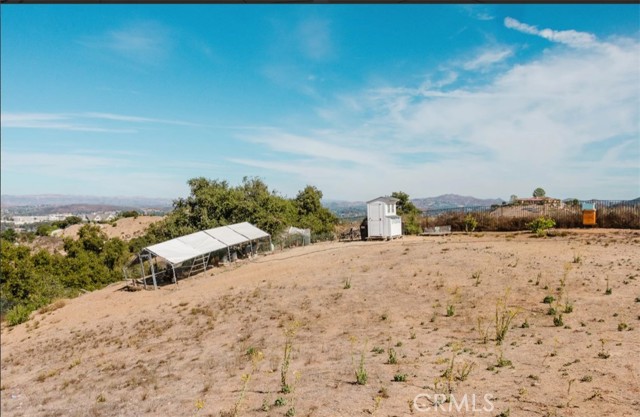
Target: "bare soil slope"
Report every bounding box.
[2,230,639,417]
[60,216,165,241]
[26,216,164,255]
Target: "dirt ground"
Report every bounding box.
[1,229,639,417]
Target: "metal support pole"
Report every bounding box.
[172,264,178,286]
[139,254,147,289]
[150,258,158,290]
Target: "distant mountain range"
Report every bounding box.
[411,194,505,210]
[323,194,505,217]
[5,193,634,218]
[1,194,174,209]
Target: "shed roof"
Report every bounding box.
[366,196,400,204]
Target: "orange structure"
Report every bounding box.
[581,202,597,226]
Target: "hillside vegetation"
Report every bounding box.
[1,230,639,416]
[1,177,338,325]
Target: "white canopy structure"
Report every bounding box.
[135,222,271,289]
[227,222,270,241]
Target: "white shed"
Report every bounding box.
[366,196,402,240]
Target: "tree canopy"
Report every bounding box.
[130,177,338,253]
[391,191,422,234]
[391,191,420,216]
[1,224,129,325]
[533,187,546,198]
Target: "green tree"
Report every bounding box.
[390,191,420,216]
[35,223,55,237]
[1,221,131,325]
[295,185,338,235]
[295,185,324,215]
[1,228,18,243]
[118,210,139,219]
[76,224,108,254]
[144,177,335,243]
[391,191,422,235]
[0,240,35,302]
[565,198,580,207]
[53,216,83,229]
[65,215,83,226]
[533,188,546,198]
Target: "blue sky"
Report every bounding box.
[1,4,639,201]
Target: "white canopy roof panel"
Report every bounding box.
[204,226,248,247]
[228,222,271,240]
[178,231,227,254]
[146,239,202,265]
[142,222,270,266]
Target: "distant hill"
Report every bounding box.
[1,194,174,209]
[611,197,640,208]
[26,204,137,215]
[411,194,504,210]
[324,194,505,218]
[323,199,367,218]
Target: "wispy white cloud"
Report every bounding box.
[459,5,495,21]
[79,20,173,65]
[237,131,385,166]
[504,17,597,48]
[0,150,194,197]
[260,16,334,98]
[297,17,334,61]
[237,20,639,200]
[261,64,320,98]
[1,113,135,133]
[463,47,513,70]
[1,151,131,174]
[84,112,201,127]
[1,112,199,132]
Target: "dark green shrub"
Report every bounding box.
[119,210,140,219]
[393,373,408,382]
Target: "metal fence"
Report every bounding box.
[422,200,640,231]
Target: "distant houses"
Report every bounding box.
[2,211,119,228]
[85,212,117,223]
[9,213,74,226]
[512,197,563,208]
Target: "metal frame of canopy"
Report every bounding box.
[133,222,271,289]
